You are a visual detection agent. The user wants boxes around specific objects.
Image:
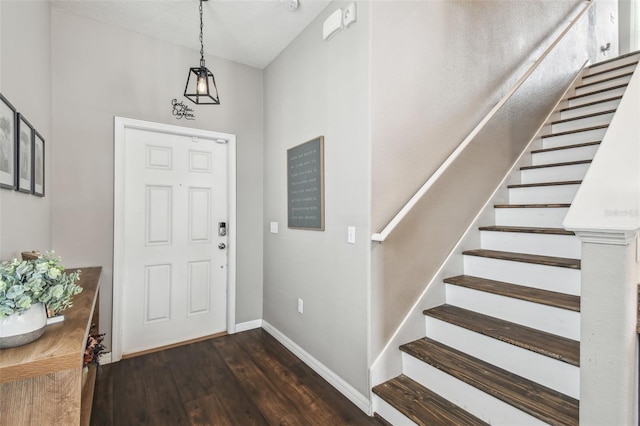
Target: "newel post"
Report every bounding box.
[563,64,640,425]
[573,231,639,425]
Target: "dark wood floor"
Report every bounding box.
[90,328,379,425]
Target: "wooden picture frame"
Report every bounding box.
[33,131,45,197]
[17,113,33,194]
[0,93,17,190]
[287,136,325,230]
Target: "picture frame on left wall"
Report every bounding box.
[17,113,34,193]
[0,93,17,190]
[33,131,45,197]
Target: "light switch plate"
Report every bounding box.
[347,226,356,244]
[270,222,278,234]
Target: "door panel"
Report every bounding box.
[121,127,228,355]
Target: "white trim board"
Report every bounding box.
[235,319,263,333]
[112,116,237,362]
[261,321,371,415]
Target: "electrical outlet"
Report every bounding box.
[297,298,304,314]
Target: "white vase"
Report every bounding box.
[0,303,47,349]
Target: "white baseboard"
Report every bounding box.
[261,320,371,415]
[100,352,113,365]
[235,319,263,333]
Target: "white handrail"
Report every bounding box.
[371,0,596,243]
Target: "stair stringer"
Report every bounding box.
[369,61,590,404]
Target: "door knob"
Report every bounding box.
[218,243,226,250]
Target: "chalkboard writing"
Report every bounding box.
[287,136,324,230]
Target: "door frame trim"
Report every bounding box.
[112,116,237,362]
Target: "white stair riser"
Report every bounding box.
[559,98,621,120]
[402,354,547,426]
[531,145,598,165]
[551,112,614,133]
[568,86,626,107]
[445,285,580,340]
[422,318,580,398]
[520,163,590,184]
[575,75,631,96]
[585,55,640,75]
[582,64,637,82]
[372,396,418,426]
[480,230,581,258]
[463,255,580,295]
[508,184,579,204]
[542,127,607,149]
[494,207,569,228]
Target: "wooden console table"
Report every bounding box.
[0,266,102,425]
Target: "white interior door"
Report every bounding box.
[120,123,229,355]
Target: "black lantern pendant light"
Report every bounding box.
[184,0,220,105]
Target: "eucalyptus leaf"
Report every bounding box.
[0,252,82,318]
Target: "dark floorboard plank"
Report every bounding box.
[256,331,373,425]
[89,365,114,426]
[112,355,159,424]
[92,328,376,426]
[142,350,191,424]
[233,330,364,425]
[184,392,269,426]
[177,341,269,426]
[211,332,311,425]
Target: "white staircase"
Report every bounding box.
[373,51,640,425]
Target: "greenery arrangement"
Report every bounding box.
[0,252,82,318]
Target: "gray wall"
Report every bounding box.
[263,2,371,396]
[0,1,52,260]
[369,0,618,355]
[50,9,264,348]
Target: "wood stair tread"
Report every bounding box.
[494,203,571,208]
[531,141,600,154]
[560,97,621,113]
[372,375,489,426]
[507,180,581,189]
[551,109,615,125]
[584,64,636,80]
[478,225,574,235]
[463,248,580,269]
[521,160,591,170]
[576,72,633,89]
[567,84,627,101]
[587,50,640,69]
[444,275,580,312]
[400,338,579,425]
[373,413,393,426]
[541,124,608,138]
[422,305,580,366]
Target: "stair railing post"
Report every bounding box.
[575,232,639,425]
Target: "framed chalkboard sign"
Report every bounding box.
[287,136,324,230]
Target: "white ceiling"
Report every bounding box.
[50,0,332,69]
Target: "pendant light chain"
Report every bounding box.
[184,0,219,105]
[199,0,205,68]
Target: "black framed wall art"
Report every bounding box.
[33,131,45,196]
[17,113,33,193]
[0,93,17,190]
[287,136,325,230]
